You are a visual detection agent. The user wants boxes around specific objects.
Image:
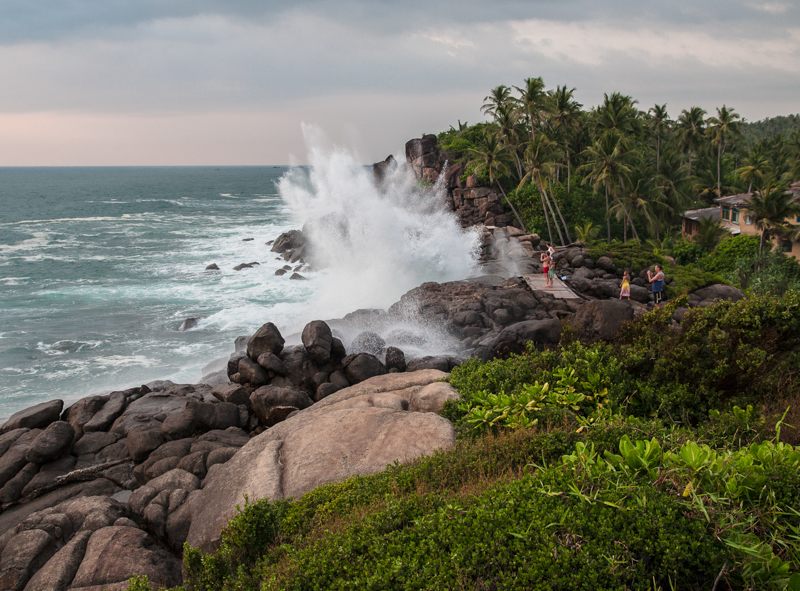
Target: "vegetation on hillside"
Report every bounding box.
[129,292,800,591]
[437,79,800,256]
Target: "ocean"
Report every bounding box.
[0,156,481,421]
[0,166,312,419]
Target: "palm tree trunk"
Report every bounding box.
[548,177,572,243]
[656,136,660,175]
[615,196,640,241]
[605,183,611,243]
[539,188,554,245]
[495,180,528,232]
[717,140,722,199]
[748,179,753,193]
[566,150,572,193]
[539,179,566,246]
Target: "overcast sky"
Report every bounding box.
[1,1,798,165]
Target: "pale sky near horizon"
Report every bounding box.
[1,1,798,166]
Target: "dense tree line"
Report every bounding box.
[438,79,800,250]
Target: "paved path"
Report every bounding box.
[521,273,583,300]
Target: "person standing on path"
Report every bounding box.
[647,264,665,307]
[540,251,553,288]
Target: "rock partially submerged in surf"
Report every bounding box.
[233,261,259,271]
[204,263,220,270]
[178,317,201,331]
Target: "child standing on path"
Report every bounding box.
[620,271,630,300]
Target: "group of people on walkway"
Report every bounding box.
[541,244,666,306]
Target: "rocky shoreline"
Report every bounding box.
[0,136,748,590]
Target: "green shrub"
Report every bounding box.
[664,265,726,298]
[588,241,664,273]
[700,234,760,274]
[671,240,705,265]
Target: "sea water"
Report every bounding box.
[1,149,480,420]
[0,166,308,419]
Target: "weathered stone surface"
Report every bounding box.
[69,526,182,590]
[344,353,388,385]
[206,447,237,469]
[0,463,39,504]
[250,387,312,425]
[301,320,333,365]
[409,382,460,413]
[1,401,63,435]
[314,383,340,403]
[126,428,164,463]
[25,422,74,464]
[247,323,285,360]
[270,230,305,254]
[572,299,634,341]
[0,429,29,460]
[61,397,108,436]
[211,383,251,407]
[23,529,91,591]
[0,430,41,489]
[405,356,452,373]
[255,352,288,377]
[184,370,452,553]
[0,529,56,591]
[237,357,270,386]
[110,392,187,436]
[491,319,562,357]
[691,284,745,303]
[159,409,197,441]
[82,393,127,433]
[72,432,119,456]
[350,331,386,357]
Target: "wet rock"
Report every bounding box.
[205,263,220,270]
[302,320,333,365]
[344,353,388,385]
[237,357,270,386]
[270,230,306,253]
[1,401,63,435]
[159,409,197,441]
[250,387,312,426]
[275,268,287,276]
[178,317,200,331]
[82,393,127,434]
[256,352,288,377]
[211,383,251,407]
[491,319,562,357]
[247,323,285,360]
[126,428,164,464]
[350,331,386,357]
[25,422,75,464]
[384,346,406,372]
[289,273,306,280]
[572,299,634,341]
[233,262,259,271]
[61,397,108,436]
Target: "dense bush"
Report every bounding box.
[588,241,664,273]
[699,234,761,274]
[664,265,726,298]
[671,240,705,265]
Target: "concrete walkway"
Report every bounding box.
[522,273,583,300]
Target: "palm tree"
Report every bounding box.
[693,217,729,252]
[746,180,800,255]
[466,130,528,231]
[612,164,664,242]
[548,85,583,192]
[736,145,771,193]
[648,104,671,174]
[574,221,600,245]
[594,92,640,138]
[706,105,741,200]
[481,85,514,120]
[494,103,525,181]
[676,106,707,171]
[514,77,547,142]
[517,133,567,244]
[579,132,633,242]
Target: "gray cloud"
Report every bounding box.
[0,1,798,164]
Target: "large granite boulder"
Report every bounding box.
[247,323,285,360]
[1,401,63,435]
[301,321,334,365]
[25,422,75,464]
[491,319,562,357]
[572,299,634,341]
[344,353,388,385]
[690,284,745,304]
[183,370,456,553]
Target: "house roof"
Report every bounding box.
[682,207,720,222]
[715,193,752,207]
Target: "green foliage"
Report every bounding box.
[670,240,704,265]
[700,234,761,274]
[126,575,152,591]
[663,265,725,298]
[588,240,664,273]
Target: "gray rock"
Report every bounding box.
[301,320,333,365]
[237,357,270,386]
[256,352,288,377]
[206,447,237,469]
[177,452,209,480]
[250,387,312,425]
[491,319,562,357]
[0,429,29,459]
[25,422,74,464]
[110,391,188,436]
[247,322,285,360]
[0,463,39,504]
[61,396,108,436]
[178,317,200,331]
[144,457,181,482]
[159,409,197,441]
[205,263,220,270]
[691,284,745,303]
[289,273,306,280]
[82,393,127,433]
[1,401,63,435]
[405,356,451,373]
[329,370,350,389]
[227,351,247,378]
[195,428,249,448]
[595,256,616,273]
[72,432,119,456]
[572,299,634,341]
[0,430,41,489]
[69,526,182,590]
[350,331,386,357]
[23,529,91,591]
[211,383,251,407]
[344,353,388,385]
[572,266,594,280]
[0,529,56,591]
[193,401,240,431]
[126,428,164,463]
[314,383,340,403]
